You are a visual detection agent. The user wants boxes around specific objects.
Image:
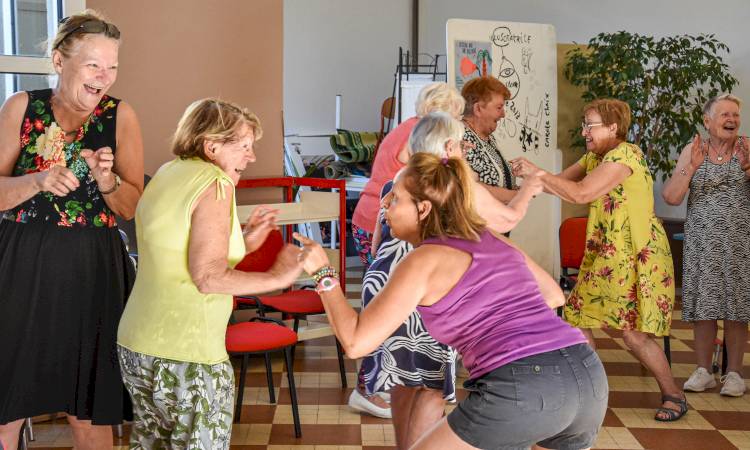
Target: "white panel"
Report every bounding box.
[447,19,558,273]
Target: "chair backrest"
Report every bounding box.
[559,216,588,270]
[235,229,285,273]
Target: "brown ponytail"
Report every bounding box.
[401,153,486,241]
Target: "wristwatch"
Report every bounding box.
[316,276,339,293]
[100,173,121,195]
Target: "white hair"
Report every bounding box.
[414,82,465,119]
[703,93,742,117]
[408,112,464,157]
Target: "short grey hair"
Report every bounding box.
[409,112,464,157]
[414,82,465,119]
[703,93,742,117]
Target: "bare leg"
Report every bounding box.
[390,385,418,449]
[622,330,684,419]
[692,320,718,370]
[0,419,24,450]
[579,328,596,350]
[66,416,113,450]
[403,388,446,448]
[410,417,479,450]
[724,320,748,375]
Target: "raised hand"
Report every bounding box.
[735,135,750,171]
[689,134,705,171]
[293,232,333,275]
[34,165,80,196]
[520,171,544,197]
[243,206,279,253]
[80,146,115,181]
[268,243,305,287]
[510,157,542,179]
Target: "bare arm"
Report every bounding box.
[481,183,517,203]
[370,214,383,257]
[188,183,303,295]
[540,162,631,204]
[0,92,82,209]
[295,233,455,359]
[494,233,564,308]
[474,178,540,234]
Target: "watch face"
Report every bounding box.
[321,277,335,288]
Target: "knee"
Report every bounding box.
[622,330,647,349]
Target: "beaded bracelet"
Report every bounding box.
[311,265,338,285]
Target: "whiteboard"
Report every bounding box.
[446,19,559,274]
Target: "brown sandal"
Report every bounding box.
[654,395,688,422]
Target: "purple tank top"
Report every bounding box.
[417,230,587,380]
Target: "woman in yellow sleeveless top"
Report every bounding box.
[512,99,685,422]
[117,99,304,449]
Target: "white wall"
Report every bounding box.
[419,0,750,219]
[283,0,412,143]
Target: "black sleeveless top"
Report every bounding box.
[3,89,120,228]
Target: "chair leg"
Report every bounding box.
[114,424,123,438]
[234,354,249,423]
[335,339,348,388]
[291,318,300,361]
[265,353,276,404]
[722,338,728,376]
[663,335,671,367]
[284,346,302,438]
[24,418,34,441]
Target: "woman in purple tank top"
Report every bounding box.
[295,152,608,449]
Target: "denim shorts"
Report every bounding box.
[447,343,608,450]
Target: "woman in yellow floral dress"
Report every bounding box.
[512,99,685,422]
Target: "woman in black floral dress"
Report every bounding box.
[0,10,143,449]
[461,77,516,201]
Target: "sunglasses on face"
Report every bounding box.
[54,18,121,50]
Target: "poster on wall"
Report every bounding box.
[447,19,559,273]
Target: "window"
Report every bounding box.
[0,0,84,104]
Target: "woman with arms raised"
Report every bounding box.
[296,153,607,450]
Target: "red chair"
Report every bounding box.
[234,229,348,388]
[559,217,588,293]
[226,317,302,437]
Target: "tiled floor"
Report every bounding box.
[26,273,750,450]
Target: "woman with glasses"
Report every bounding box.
[0,10,143,449]
[512,99,685,422]
[294,152,606,450]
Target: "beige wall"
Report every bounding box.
[87,0,284,195]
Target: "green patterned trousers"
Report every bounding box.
[118,346,235,449]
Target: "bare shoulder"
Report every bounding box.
[0,91,29,119]
[116,100,140,123]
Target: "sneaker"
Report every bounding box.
[683,367,717,392]
[720,372,747,397]
[348,389,392,418]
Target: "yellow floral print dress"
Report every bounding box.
[564,142,675,336]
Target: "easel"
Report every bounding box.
[392,47,447,124]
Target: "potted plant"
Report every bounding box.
[564,31,737,180]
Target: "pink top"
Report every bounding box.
[351,117,418,233]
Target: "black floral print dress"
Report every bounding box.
[0,89,134,424]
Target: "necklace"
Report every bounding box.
[707,138,732,162]
[463,118,489,141]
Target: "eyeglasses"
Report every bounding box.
[581,122,604,132]
[54,18,121,50]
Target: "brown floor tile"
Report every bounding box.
[277,387,353,405]
[629,428,736,450]
[294,358,358,372]
[700,410,750,430]
[268,424,362,445]
[363,447,397,450]
[232,371,283,387]
[602,408,625,427]
[601,361,651,376]
[238,404,277,423]
[594,337,623,349]
[229,446,268,450]
[607,391,664,408]
[360,414,393,425]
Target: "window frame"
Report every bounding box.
[0,0,85,98]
